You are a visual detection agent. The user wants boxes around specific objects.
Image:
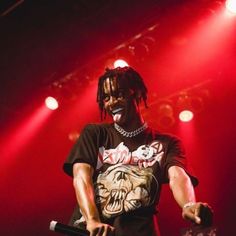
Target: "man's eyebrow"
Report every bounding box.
[115,87,125,92]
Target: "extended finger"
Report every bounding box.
[182,207,197,223]
[91,227,99,236]
[103,225,115,236]
[91,226,104,236]
[98,226,105,236]
[194,204,201,224]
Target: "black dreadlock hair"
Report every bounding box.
[97,66,148,120]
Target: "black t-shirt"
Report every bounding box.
[63,123,198,236]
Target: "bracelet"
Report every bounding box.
[183,202,195,209]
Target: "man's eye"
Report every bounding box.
[117,91,125,98]
[103,95,110,102]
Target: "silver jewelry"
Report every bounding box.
[114,122,148,137]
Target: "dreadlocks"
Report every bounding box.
[97,66,148,119]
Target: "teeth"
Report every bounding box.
[112,108,123,122]
[112,108,123,114]
[104,189,126,214]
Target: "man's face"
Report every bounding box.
[103,77,139,126]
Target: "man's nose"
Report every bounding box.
[108,96,118,105]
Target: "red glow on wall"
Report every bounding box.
[155,7,236,90]
[177,118,196,150]
[55,83,99,133]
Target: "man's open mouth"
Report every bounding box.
[111,107,124,115]
[111,108,124,122]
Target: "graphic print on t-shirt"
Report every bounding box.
[97,141,164,168]
[95,141,164,218]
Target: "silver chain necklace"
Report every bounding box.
[114,122,148,138]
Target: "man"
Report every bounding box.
[63,66,213,236]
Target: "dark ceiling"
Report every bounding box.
[1,0,162,120]
[1,0,226,124]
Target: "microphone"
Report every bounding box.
[49,220,89,236]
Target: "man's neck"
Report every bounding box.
[121,114,144,132]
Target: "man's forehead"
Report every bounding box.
[103,77,124,92]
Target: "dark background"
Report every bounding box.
[0,0,235,235]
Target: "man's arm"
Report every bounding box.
[73,163,114,236]
[168,166,213,226]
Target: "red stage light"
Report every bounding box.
[226,0,236,14]
[45,96,59,110]
[113,59,129,68]
[179,110,194,122]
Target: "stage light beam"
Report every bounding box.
[0,104,52,165]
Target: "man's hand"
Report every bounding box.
[73,163,115,236]
[182,202,213,226]
[86,219,115,236]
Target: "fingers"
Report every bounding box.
[106,226,115,236]
[89,224,115,236]
[193,203,201,224]
[102,225,115,236]
[90,225,105,236]
[182,204,200,224]
[182,202,213,226]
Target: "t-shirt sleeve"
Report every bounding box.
[63,124,100,177]
[162,135,198,186]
